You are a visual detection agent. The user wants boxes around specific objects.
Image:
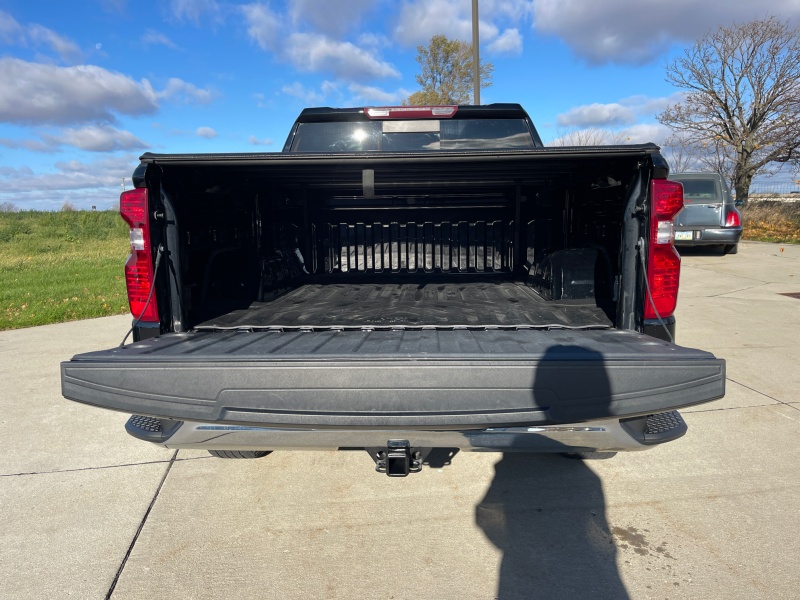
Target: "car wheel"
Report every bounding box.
[560,451,617,460]
[208,450,271,459]
[723,244,738,255]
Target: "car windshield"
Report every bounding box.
[289,119,535,152]
[673,178,721,201]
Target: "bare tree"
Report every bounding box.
[658,17,800,204]
[0,201,19,212]
[550,127,634,146]
[406,35,493,105]
[661,133,737,185]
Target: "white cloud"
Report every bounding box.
[0,58,158,125]
[157,77,216,104]
[487,28,523,55]
[56,155,140,177]
[548,123,670,146]
[556,95,685,128]
[620,93,686,116]
[392,0,534,47]
[196,126,217,138]
[242,5,398,83]
[48,125,147,152]
[347,84,411,105]
[248,135,273,146]
[557,103,636,128]
[358,33,390,49]
[169,0,220,24]
[27,24,83,62]
[393,0,499,46]
[285,33,400,81]
[533,0,800,64]
[242,3,282,52]
[142,29,179,49]
[0,11,83,62]
[0,137,58,153]
[100,0,127,13]
[281,82,326,105]
[618,123,670,145]
[0,154,141,211]
[321,81,340,96]
[289,0,374,36]
[1,125,146,153]
[0,11,23,44]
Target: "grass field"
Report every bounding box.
[741,201,800,244]
[0,210,130,330]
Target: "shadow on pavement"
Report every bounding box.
[476,453,628,600]
[476,344,629,599]
[675,245,727,257]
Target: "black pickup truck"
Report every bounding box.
[61,104,725,476]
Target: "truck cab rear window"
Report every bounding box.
[288,119,535,152]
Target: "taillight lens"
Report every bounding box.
[645,179,683,320]
[726,209,741,227]
[120,188,159,322]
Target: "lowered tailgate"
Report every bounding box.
[61,329,724,429]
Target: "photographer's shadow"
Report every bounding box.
[476,345,629,599]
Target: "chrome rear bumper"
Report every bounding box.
[128,412,688,453]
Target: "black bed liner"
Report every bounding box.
[196,280,613,330]
[62,329,724,429]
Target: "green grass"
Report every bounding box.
[0,210,131,330]
[741,201,800,244]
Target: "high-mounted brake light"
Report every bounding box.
[365,106,458,119]
[120,188,159,322]
[645,179,683,321]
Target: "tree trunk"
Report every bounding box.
[733,168,754,207]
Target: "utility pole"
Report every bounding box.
[472,0,480,105]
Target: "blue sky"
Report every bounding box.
[1,0,798,210]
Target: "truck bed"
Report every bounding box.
[195,278,613,331]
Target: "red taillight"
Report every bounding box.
[645,179,683,320]
[726,209,741,227]
[365,106,458,119]
[120,188,159,322]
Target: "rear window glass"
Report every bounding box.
[674,178,721,200]
[289,119,535,152]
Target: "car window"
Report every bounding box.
[674,178,721,201]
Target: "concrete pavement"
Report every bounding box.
[1,240,798,599]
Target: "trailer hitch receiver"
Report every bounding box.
[371,440,424,477]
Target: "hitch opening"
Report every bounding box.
[369,440,426,477]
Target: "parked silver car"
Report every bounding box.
[669,172,743,255]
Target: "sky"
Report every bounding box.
[1,0,799,210]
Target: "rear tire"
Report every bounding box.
[208,450,271,459]
[723,243,738,255]
[561,451,618,460]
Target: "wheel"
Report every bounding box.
[561,451,618,460]
[208,450,271,459]
[723,244,738,255]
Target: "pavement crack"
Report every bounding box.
[686,402,778,414]
[106,449,178,600]
[687,378,797,415]
[727,377,791,407]
[704,283,768,298]
[0,455,210,478]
